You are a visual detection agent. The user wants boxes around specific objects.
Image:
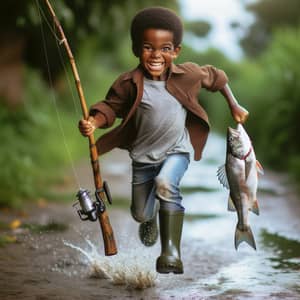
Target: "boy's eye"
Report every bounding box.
[142,45,173,53]
[161,46,172,52]
[143,45,153,51]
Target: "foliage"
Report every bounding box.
[240,0,300,57]
[255,27,300,175]
[184,20,211,38]
[0,69,85,207]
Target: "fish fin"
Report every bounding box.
[234,225,257,250]
[217,165,229,189]
[250,199,259,215]
[256,160,264,175]
[228,196,236,212]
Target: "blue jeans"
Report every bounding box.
[131,153,190,223]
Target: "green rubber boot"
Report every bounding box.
[156,210,184,274]
[139,215,158,247]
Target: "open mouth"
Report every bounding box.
[147,62,164,71]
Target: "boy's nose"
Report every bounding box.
[151,49,161,58]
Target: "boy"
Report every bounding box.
[79,7,248,274]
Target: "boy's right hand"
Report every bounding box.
[78,116,97,137]
[231,104,249,124]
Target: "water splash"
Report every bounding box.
[63,236,158,290]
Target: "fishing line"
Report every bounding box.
[36,0,80,116]
[35,0,81,188]
[55,37,80,117]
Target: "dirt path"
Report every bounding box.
[0,148,299,300]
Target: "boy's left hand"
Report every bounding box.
[78,116,97,137]
[231,104,249,124]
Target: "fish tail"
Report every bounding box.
[234,225,257,250]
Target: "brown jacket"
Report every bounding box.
[90,62,228,161]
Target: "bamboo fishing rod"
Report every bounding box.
[43,0,117,256]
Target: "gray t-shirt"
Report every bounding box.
[130,78,192,163]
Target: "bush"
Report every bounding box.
[0,37,125,207]
[254,27,300,172]
[0,69,85,207]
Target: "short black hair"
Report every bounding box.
[130,7,183,57]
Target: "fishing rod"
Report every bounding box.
[42,0,117,256]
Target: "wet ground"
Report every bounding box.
[0,133,299,299]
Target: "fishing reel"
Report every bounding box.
[73,181,112,222]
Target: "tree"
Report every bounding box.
[240,0,300,57]
[184,20,211,38]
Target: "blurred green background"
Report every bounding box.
[0,0,299,207]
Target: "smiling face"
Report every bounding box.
[139,28,181,81]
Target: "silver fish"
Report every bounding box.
[217,124,264,250]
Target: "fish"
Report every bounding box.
[217,124,264,250]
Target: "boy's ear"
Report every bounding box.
[172,45,181,59]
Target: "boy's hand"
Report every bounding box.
[220,84,249,124]
[231,104,249,124]
[78,116,97,137]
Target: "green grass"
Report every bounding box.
[182,186,219,194]
[0,235,18,247]
[22,221,69,233]
[260,229,300,270]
